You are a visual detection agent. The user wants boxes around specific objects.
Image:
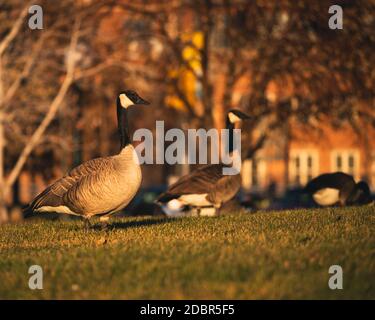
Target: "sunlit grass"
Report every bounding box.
[0,206,374,299]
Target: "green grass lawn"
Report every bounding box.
[0,206,374,299]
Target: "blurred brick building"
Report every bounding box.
[241,121,375,195]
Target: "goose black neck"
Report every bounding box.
[117,100,131,150]
[226,116,235,153]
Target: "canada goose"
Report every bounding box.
[304,172,373,206]
[156,109,250,216]
[25,90,150,227]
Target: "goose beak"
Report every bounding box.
[239,111,251,120]
[228,109,250,121]
[135,96,150,105]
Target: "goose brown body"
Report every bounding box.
[25,90,149,221]
[28,146,141,218]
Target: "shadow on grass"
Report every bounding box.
[22,213,178,232]
[90,217,176,231]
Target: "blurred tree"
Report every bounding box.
[0,0,117,222]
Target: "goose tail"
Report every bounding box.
[154,193,179,205]
[22,204,35,219]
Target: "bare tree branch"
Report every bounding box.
[5,18,81,190]
[2,32,49,108]
[0,2,31,56]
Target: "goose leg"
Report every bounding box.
[191,206,200,216]
[83,218,92,230]
[214,203,222,216]
[99,216,110,231]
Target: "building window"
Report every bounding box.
[252,160,258,187]
[336,155,342,171]
[242,158,266,191]
[294,156,301,185]
[289,149,319,187]
[331,150,360,180]
[348,155,355,175]
[307,155,313,181]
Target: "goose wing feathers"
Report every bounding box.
[206,174,241,205]
[157,164,239,203]
[28,156,114,214]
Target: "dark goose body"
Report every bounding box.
[304,172,372,206]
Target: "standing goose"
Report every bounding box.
[25,90,150,226]
[304,172,372,206]
[156,109,250,216]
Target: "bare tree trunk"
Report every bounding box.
[0,71,74,223]
[0,3,32,223]
[0,19,80,224]
[0,110,8,223]
[0,3,116,224]
[0,54,9,222]
[5,20,80,191]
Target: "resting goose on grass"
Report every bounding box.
[304,172,372,207]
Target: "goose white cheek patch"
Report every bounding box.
[119,94,134,108]
[228,112,242,123]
